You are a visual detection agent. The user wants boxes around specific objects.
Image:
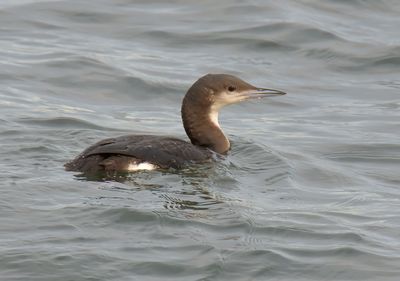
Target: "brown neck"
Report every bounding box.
[181,99,230,154]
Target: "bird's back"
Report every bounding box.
[65,135,212,173]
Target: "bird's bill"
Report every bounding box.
[239,88,287,99]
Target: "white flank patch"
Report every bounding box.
[127,162,157,171]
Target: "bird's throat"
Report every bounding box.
[182,106,230,154]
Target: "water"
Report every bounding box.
[1,0,400,280]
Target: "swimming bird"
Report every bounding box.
[65,74,286,173]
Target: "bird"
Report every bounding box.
[65,74,286,173]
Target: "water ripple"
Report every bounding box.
[2,0,400,280]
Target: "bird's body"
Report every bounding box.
[65,74,285,173]
[64,135,211,173]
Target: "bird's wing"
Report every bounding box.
[80,135,211,168]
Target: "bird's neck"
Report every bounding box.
[181,103,230,154]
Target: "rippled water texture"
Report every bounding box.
[1,0,400,280]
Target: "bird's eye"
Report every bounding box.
[228,86,236,92]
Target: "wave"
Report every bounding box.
[18,117,113,130]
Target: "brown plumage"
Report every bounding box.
[65,135,211,172]
[65,74,286,173]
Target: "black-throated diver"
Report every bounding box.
[65,74,286,173]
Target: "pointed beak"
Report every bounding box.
[240,88,286,99]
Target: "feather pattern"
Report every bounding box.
[65,135,211,172]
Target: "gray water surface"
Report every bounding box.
[1,0,400,280]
